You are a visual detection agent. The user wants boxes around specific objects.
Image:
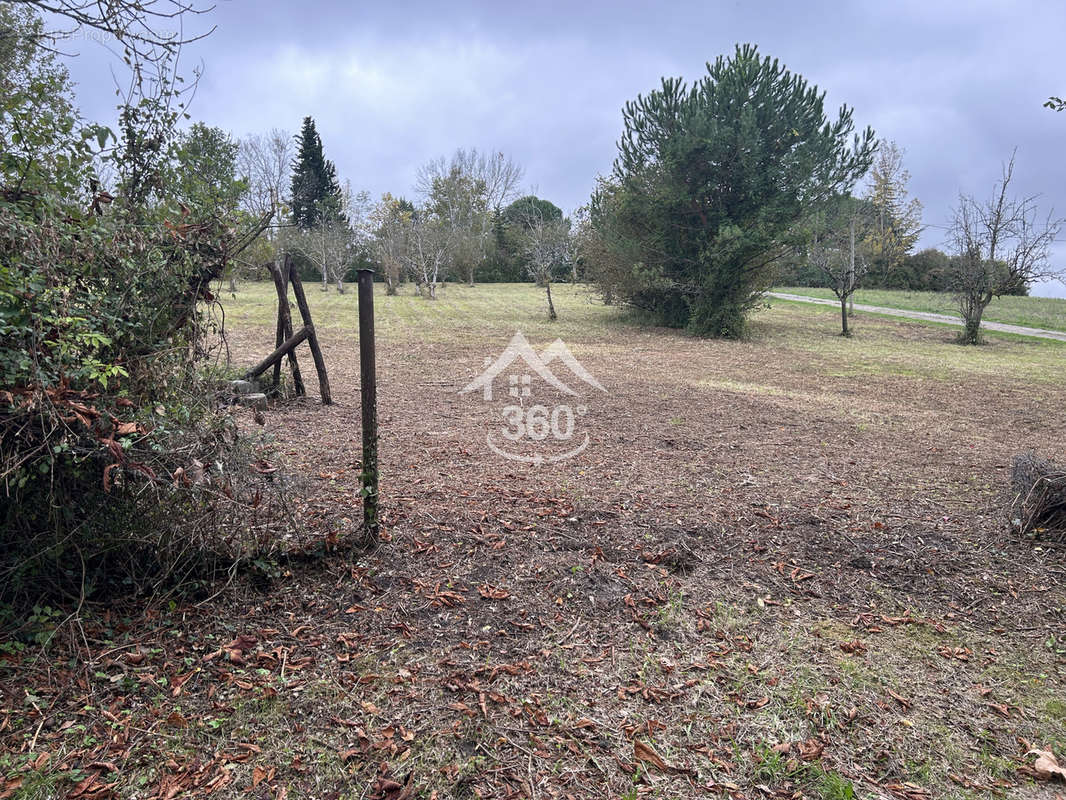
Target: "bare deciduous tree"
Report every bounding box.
[948,153,1063,344]
[239,129,291,217]
[12,0,214,64]
[342,179,373,257]
[369,193,412,295]
[232,129,292,288]
[416,148,522,285]
[523,209,574,321]
[807,199,870,336]
[405,209,449,299]
[292,221,351,293]
[288,181,369,294]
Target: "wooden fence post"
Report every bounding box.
[243,326,311,381]
[357,268,379,542]
[270,259,304,396]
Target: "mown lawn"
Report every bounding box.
[776,286,1066,332]
[226,280,1066,385]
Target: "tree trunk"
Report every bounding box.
[335,276,346,294]
[228,275,237,293]
[847,217,856,318]
[428,281,437,300]
[959,294,988,345]
[1011,452,1066,540]
[961,312,983,344]
[271,255,287,391]
[546,281,557,321]
[840,296,849,337]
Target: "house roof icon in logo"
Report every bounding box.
[459,331,605,402]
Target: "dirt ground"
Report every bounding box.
[2,284,1065,800]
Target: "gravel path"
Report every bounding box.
[768,291,1066,342]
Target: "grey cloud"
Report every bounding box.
[59,0,1066,297]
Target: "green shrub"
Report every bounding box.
[0,6,288,616]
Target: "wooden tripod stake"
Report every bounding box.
[243,256,332,405]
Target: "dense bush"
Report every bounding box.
[0,7,285,612]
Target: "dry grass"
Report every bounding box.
[3,281,1065,800]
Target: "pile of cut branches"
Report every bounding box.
[1011,452,1066,542]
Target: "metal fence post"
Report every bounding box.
[357,269,379,542]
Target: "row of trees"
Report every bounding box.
[156,44,1060,342]
[233,117,366,293]
[778,146,1060,342]
[368,188,574,303]
[232,126,576,302]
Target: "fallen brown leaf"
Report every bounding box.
[165,711,188,729]
[224,633,258,664]
[887,689,911,710]
[797,738,824,761]
[477,584,510,600]
[986,702,1010,718]
[1029,749,1066,781]
[633,739,670,773]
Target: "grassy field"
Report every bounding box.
[776,286,1066,332]
[224,280,1066,384]
[3,281,1065,800]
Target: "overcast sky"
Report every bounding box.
[60,0,1066,297]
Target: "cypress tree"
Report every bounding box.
[290,116,343,229]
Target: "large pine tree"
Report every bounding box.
[593,44,876,338]
[289,116,343,229]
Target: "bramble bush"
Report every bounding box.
[0,6,290,615]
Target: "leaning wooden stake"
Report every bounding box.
[269,261,305,396]
[357,268,379,542]
[287,261,332,405]
[243,326,310,381]
[271,267,285,391]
